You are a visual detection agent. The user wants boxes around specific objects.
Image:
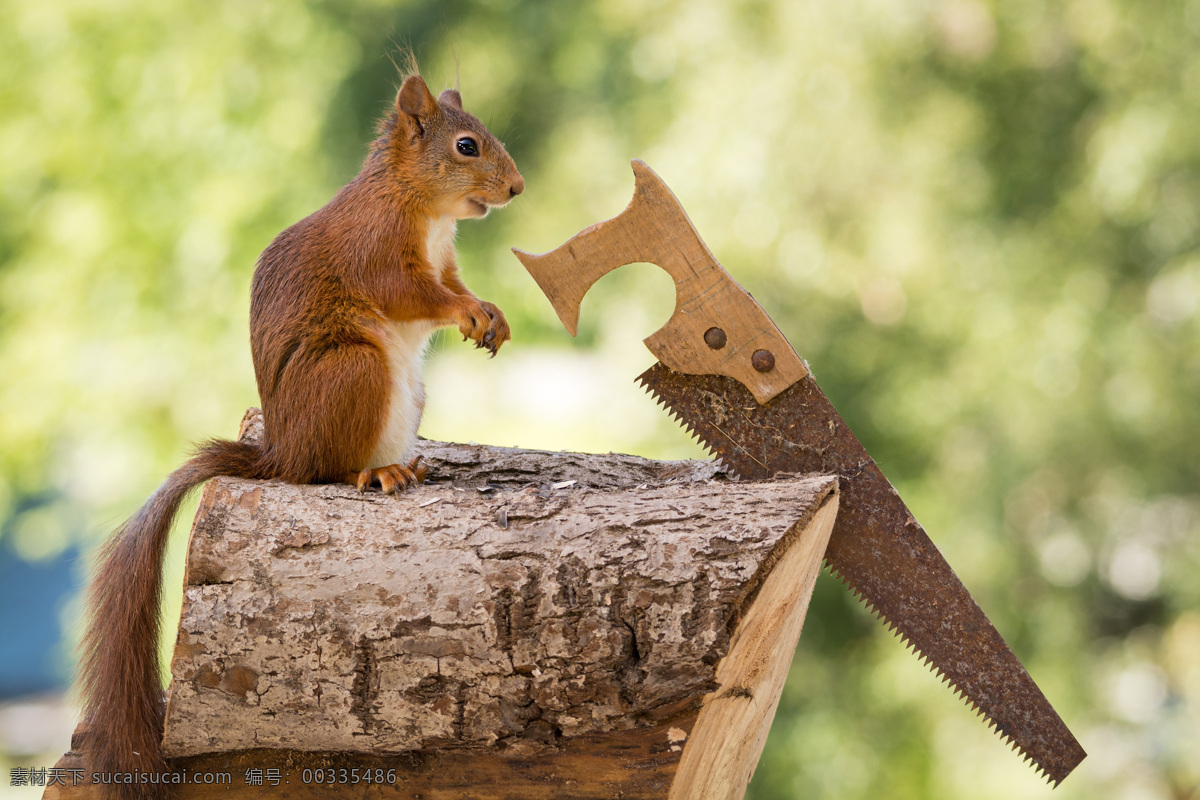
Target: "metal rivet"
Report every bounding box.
[751,349,775,373]
[704,327,727,350]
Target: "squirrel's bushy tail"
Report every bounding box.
[79,438,266,800]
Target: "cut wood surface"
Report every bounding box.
[47,410,839,799]
[669,496,837,800]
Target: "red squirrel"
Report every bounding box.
[78,72,523,798]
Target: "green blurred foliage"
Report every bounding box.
[1,0,1198,798]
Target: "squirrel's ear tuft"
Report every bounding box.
[438,89,463,110]
[397,75,438,121]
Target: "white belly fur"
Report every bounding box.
[368,319,435,469]
[367,215,457,469]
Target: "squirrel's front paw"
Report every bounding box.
[477,301,511,357]
[455,298,490,346]
[456,299,510,356]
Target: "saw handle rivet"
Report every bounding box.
[751,349,775,373]
[704,327,727,350]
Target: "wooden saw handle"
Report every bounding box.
[512,160,807,404]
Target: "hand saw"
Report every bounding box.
[513,160,1086,786]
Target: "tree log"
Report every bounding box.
[46,411,838,799]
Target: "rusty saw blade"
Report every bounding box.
[514,160,1086,786]
[637,363,1086,785]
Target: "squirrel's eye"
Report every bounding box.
[456,137,479,157]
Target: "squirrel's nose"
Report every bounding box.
[509,174,525,198]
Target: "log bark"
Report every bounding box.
[46,410,838,799]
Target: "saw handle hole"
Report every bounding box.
[576,261,677,349]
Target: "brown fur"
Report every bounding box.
[79,72,522,799]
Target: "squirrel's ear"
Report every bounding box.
[397,75,438,122]
[438,89,463,110]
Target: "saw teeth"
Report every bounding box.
[640,378,743,474]
[641,379,722,460]
[823,561,1066,785]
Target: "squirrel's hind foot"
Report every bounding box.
[351,457,427,494]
